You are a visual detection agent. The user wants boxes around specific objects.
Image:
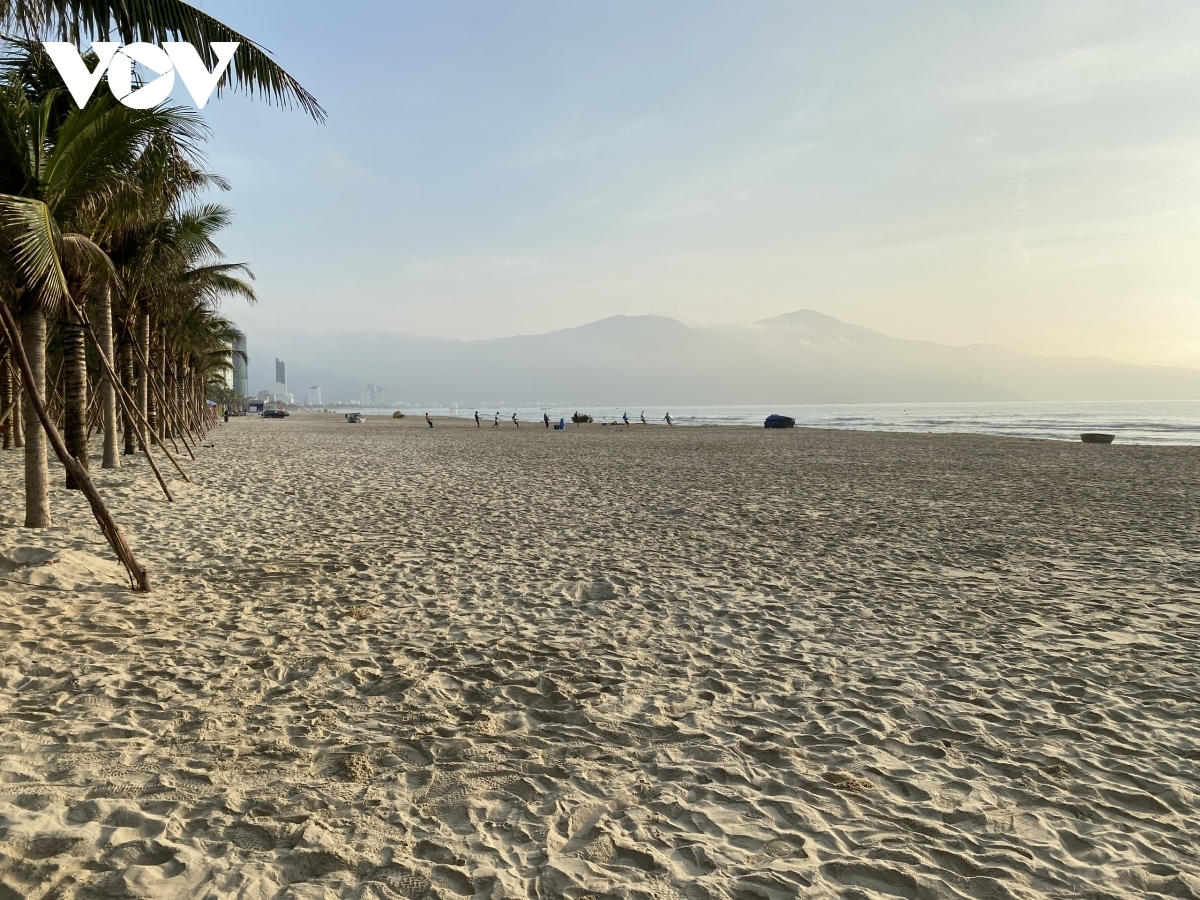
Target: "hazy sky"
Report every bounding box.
[187,1,1200,367]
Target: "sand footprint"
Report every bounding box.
[379,870,433,899]
[747,836,807,866]
[226,823,276,852]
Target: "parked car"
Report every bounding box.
[262,408,290,418]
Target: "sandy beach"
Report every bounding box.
[0,414,1197,899]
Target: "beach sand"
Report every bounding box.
[0,414,1197,899]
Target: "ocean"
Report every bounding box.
[336,400,1200,445]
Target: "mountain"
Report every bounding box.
[247,310,1200,405]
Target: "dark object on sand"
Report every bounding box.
[1080,433,1114,444]
[764,414,796,429]
[345,412,364,424]
[262,408,289,418]
[572,412,593,424]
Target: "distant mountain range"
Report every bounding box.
[247,310,1200,406]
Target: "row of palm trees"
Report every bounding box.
[0,1,320,589]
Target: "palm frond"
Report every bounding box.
[59,228,114,282]
[0,75,34,194]
[2,0,325,120]
[46,98,207,216]
[0,191,68,310]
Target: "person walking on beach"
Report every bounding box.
[425,412,433,428]
[640,411,646,425]
[493,412,499,428]
[622,411,630,427]
[664,412,673,427]
[474,411,481,428]
[512,412,520,428]
[543,412,550,428]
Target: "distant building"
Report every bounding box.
[274,358,287,403]
[231,335,248,397]
[306,386,322,406]
[360,383,383,406]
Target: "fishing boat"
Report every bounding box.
[1080,433,1114,444]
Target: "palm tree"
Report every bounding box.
[0,1,287,579]
[92,116,224,460]
[0,70,206,519]
[106,190,236,440]
[1,0,324,120]
[103,206,253,456]
[161,226,256,430]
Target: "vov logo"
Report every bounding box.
[41,42,240,110]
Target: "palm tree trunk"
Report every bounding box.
[171,361,182,442]
[158,332,168,440]
[181,363,196,440]
[78,319,177,501]
[20,307,51,527]
[0,302,150,592]
[62,310,89,490]
[137,310,152,448]
[120,340,136,455]
[2,359,12,450]
[12,379,23,448]
[96,288,120,469]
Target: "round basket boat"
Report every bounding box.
[1080,433,1115,444]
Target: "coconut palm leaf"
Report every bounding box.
[178,261,255,306]
[45,97,205,218]
[0,78,34,193]
[59,228,112,281]
[1,0,325,120]
[0,192,68,307]
[91,133,218,240]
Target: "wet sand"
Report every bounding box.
[0,414,1198,899]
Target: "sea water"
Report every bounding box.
[344,400,1200,445]
[659,401,1200,445]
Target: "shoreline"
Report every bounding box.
[266,400,1200,445]
[274,408,1200,449]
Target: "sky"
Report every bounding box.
[179,0,1200,367]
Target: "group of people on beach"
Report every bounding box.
[610,411,673,427]
[416,409,678,429]
[467,411,521,428]
[456,410,674,428]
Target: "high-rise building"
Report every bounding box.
[232,335,248,397]
[274,358,287,402]
[306,386,322,406]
